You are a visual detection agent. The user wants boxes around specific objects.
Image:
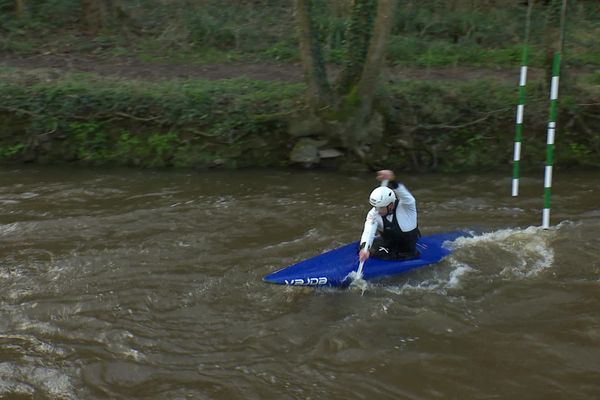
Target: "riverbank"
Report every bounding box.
[1,58,599,171]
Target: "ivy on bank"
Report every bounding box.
[0,70,304,167]
[0,68,598,170]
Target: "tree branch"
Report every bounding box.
[113,112,159,122]
[403,107,512,132]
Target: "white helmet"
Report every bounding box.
[369,187,396,208]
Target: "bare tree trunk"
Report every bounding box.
[15,0,28,18]
[356,0,397,120]
[81,0,114,34]
[336,0,377,94]
[294,0,332,109]
[293,0,397,159]
[330,0,352,17]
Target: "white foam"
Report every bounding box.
[450,225,558,278]
[447,261,474,289]
[0,364,76,400]
[347,272,369,294]
[383,225,565,296]
[450,225,542,248]
[0,222,19,237]
[385,278,443,295]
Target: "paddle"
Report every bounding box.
[354,178,389,281]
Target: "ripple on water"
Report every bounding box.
[0,341,76,399]
[1,168,599,399]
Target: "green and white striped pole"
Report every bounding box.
[512,46,529,196]
[512,0,534,197]
[542,0,567,229]
[542,52,561,229]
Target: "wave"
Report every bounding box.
[377,224,569,297]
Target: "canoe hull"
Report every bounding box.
[263,231,467,287]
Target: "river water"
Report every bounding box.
[1,166,599,399]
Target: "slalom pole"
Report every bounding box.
[512,0,534,197]
[542,0,568,229]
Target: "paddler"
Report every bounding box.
[358,169,421,262]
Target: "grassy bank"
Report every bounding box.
[0,68,303,168]
[1,67,598,171]
[2,1,599,69]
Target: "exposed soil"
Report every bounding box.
[0,53,555,83]
[0,53,304,82]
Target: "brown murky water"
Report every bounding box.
[1,166,599,399]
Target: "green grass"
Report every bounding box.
[2,1,599,69]
[1,65,598,170]
[386,37,548,68]
[0,68,304,167]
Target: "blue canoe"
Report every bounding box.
[263,231,468,287]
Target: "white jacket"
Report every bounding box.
[360,183,417,249]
